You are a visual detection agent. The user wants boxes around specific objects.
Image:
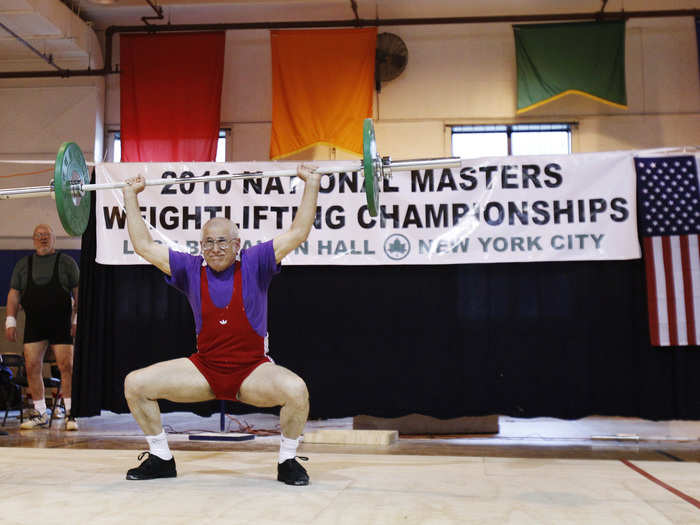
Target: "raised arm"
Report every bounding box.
[273,164,321,264]
[122,175,171,275]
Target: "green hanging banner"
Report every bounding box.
[513,21,627,114]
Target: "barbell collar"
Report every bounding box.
[381,156,392,179]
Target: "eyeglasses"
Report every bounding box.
[33,234,51,240]
[201,238,235,251]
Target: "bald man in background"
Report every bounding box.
[5,224,79,430]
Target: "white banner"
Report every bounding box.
[95,151,640,265]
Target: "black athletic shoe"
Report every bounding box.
[277,456,309,486]
[126,452,177,480]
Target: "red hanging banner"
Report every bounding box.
[120,32,225,162]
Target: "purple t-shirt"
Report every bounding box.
[164,240,280,337]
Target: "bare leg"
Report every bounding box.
[124,358,215,436]
[52,344,73,399]
[23,341,48,407]
[237,362,309,439]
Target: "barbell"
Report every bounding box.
[0,119,460,237]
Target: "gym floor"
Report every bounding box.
[1,411,699,524]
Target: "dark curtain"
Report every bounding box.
[270,260,700,420]
[74,172,700,419]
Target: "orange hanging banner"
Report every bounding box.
[270,28,376,159]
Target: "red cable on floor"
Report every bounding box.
[226,415,280,436]
[620,459,700,510]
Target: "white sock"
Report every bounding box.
[33,399,47,415]
[146,430,173,460]
[279,434,301,464]
[63,398,71,413]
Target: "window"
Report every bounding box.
[108,129,228,162]
[451,123,572,158]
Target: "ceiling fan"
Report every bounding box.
[375,32,408,92]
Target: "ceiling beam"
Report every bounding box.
[0,7,697,79]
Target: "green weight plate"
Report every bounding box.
[54,142,90,237]
[362,118,380,217]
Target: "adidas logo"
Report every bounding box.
[219,320,228,325]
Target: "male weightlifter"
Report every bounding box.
[121,164,320,485]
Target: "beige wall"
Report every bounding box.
[0,78,104,249]
[0,6,698,247]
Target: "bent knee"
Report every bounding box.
[284,378,309,406]
[124,370,149,399]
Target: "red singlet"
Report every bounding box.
[188,262,271,400]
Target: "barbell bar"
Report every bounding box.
[0,118,461,237]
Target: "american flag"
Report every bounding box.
[636,155,700,346]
